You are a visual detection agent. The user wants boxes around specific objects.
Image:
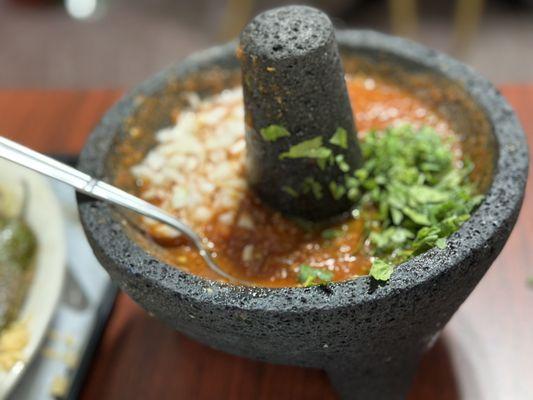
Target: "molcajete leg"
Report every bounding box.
[326,348,423,400]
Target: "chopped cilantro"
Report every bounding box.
[302,177,323,200]
[347,187,360,201]
[369,227,415,253]
[283,124,481,284]
[335,154,351,172]
[260,125,290,141]
[298,264,333,287]
[329,127,348,149]
[369,259,394,281]
[435,238,447,249]
[316,154,331,170]
[321,228,344,240]
[345,176,358,188]
[350,124,482,282]
[277,128,350,171]
[409,185,449,204]
[279,137,332,171]
[402,206,431,226]
[329,181,346,200]
[282,186,299,198]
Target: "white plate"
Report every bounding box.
[0,159,66,399]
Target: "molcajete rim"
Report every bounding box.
[77,30,528,313]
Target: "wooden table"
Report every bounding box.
[0,87,531,400]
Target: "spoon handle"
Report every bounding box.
[0,136,236,282]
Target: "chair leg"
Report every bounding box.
[452,0,485,57]
[218,0,255,41]
[388,0,419,39]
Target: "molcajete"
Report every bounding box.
[77,30,528,399]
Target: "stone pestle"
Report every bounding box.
[238,5,363,221]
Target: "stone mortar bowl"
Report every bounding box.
[77,31,528,399]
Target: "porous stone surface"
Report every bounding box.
[239,6,362,221]
[77,31,528,399]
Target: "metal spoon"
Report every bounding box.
[0,136,239,283]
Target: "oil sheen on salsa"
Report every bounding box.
[138,74,457,287]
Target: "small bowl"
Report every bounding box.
[0,160,66,398]
[77,31,528,399]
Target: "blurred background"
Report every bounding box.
[1,0,532,88]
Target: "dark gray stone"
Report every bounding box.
[77,31,529,400]
[239,6,362,221]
